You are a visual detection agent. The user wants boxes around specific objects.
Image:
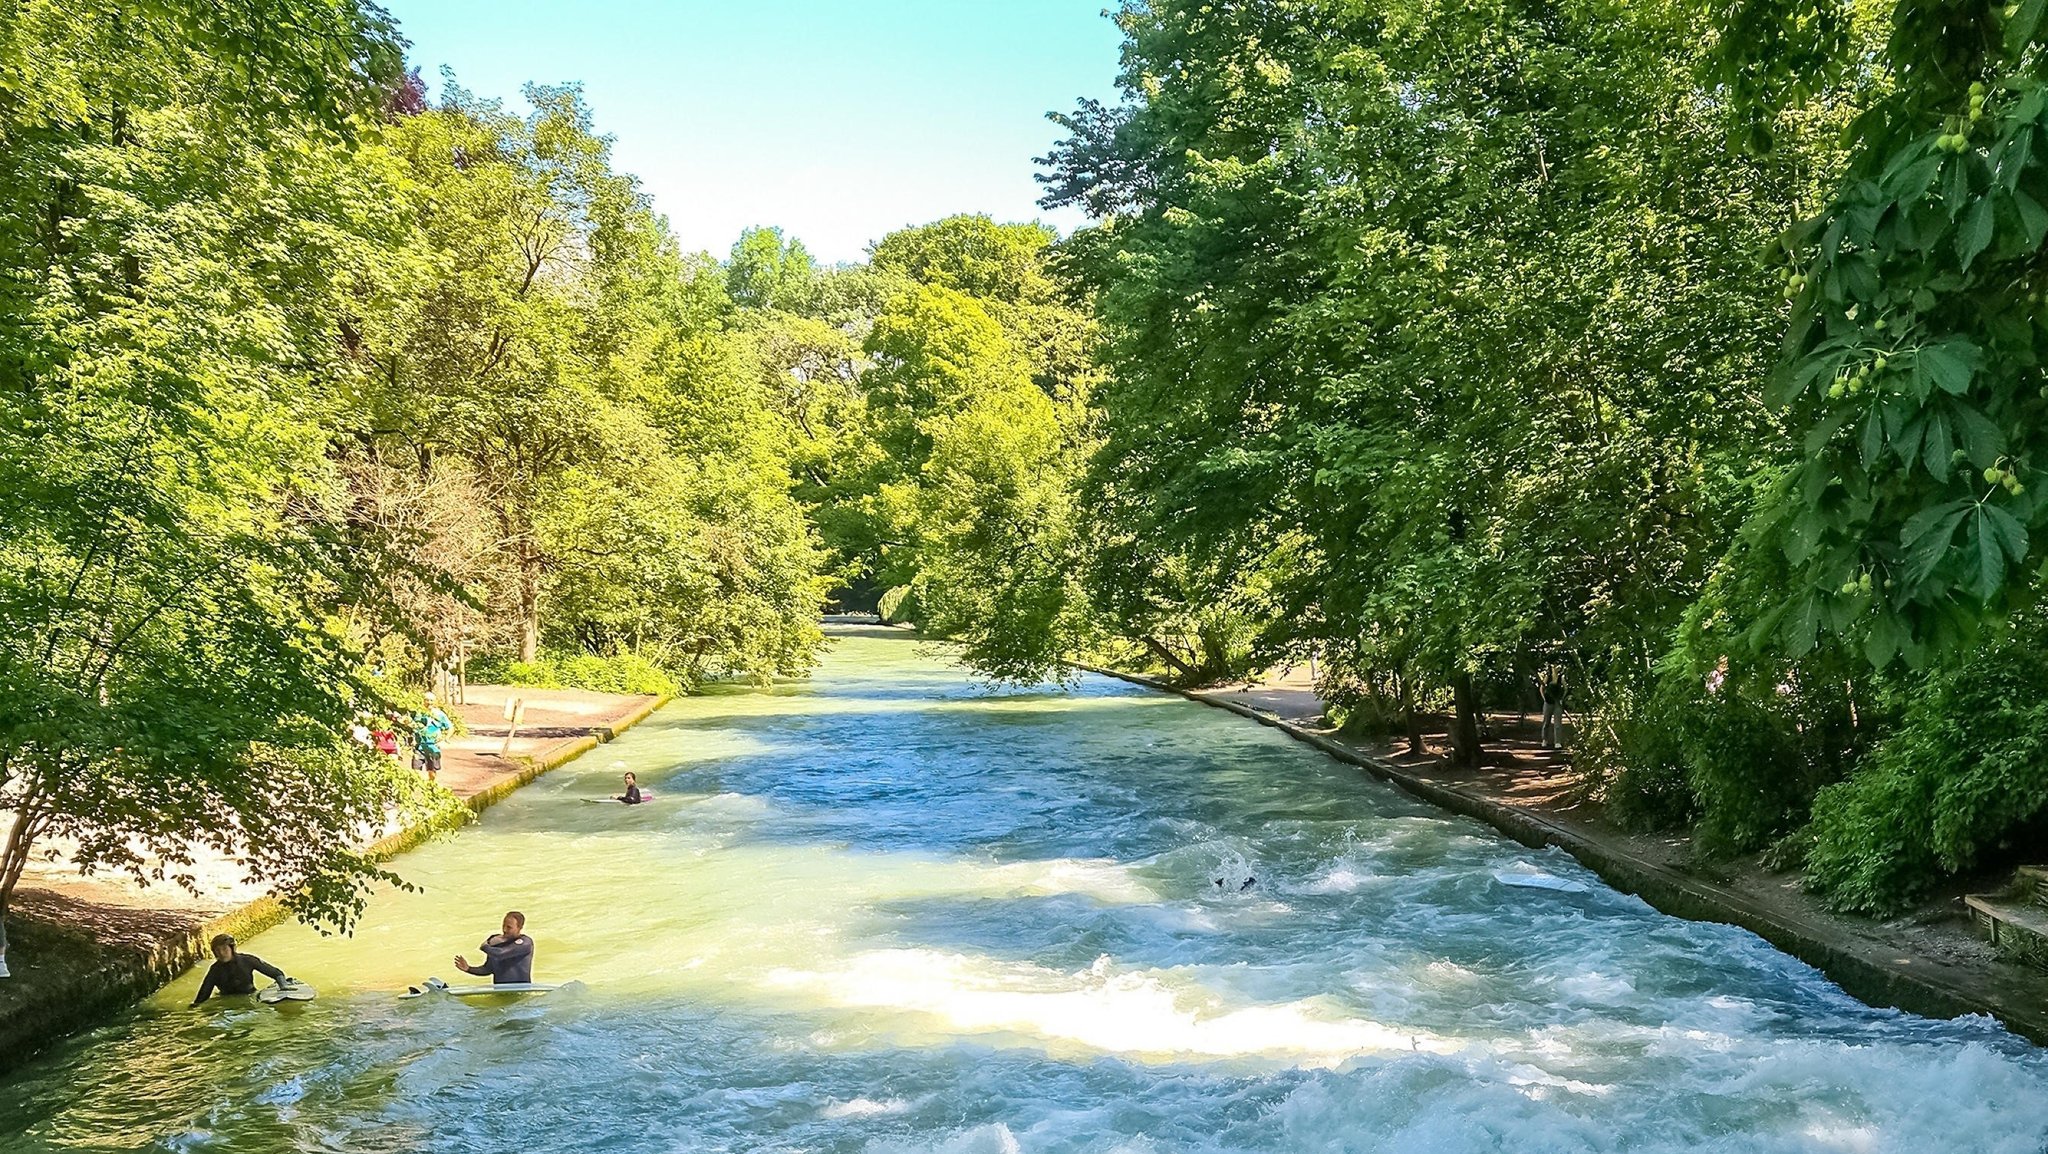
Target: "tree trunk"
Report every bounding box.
[0,790,45,942]
[1196,626,1230,683]
[517,564,541,663]
[1450,671,1482,767]
[1141,635,1198,681]
[1397,675,1426,755]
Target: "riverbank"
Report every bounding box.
[1086,663,2048,1046]
[0,684,666,1074]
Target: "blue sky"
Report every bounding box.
[384,1,1126,264]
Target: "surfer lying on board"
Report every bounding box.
[191,934,290,1005]
[453,911,533,984]
[616,772,642,805]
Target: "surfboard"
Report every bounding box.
[400,978,581,999]
[258,979,317,1004]
[583,790,655,804]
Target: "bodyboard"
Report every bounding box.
[258,980,317,1004]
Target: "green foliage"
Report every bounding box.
[870,216,1053,306]
[1806,613,2048,913]
[726,226,819,312]
[0,2,833,944]
[1043,0,1847,748]
[798,218,1099,684]
[0,0,438,934]
[877,584,918,625]
[1573,682,1701,833]
[468,649,678,697]
[349,83,827,681]
[1671,662,1862,856]
[1040,0,2048,897]
[1714,2,2048,663]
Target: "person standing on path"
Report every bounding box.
[454,911,534,984]
[1538,665,1568,751]
[413,693,452,784]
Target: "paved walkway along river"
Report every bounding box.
[2,627,2045,1152]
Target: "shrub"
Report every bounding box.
[878,584,919,625]
[1805,614,2048,915]
[1576,679,1699,832]
[467,649,678,697]
[1588,652,1865,854]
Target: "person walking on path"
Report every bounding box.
[454,911,533,984]
[413,693,452,784]
[1538,665,1568,751]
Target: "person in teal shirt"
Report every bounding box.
[414,692,452,784]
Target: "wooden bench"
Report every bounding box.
[1966,865,2048,965]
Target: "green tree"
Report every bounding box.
[726,226,819,313]
[1708,2,2048,666]
[1045,0,1842,757]
[0,0,450,953]
[849,244,1095,679]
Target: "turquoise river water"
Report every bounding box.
[3,627,2047,1153]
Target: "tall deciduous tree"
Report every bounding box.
[0,0,449,946]
[1042,0,1846,761]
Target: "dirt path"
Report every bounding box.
[0,684,661,1071]
[1173,668,2048,1044]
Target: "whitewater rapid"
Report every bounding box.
[2,628,2043,1153]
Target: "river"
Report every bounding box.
[2,627,2045,1152]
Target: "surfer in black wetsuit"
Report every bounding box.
[454,911,533,984]
[615,772,642,805]
[191,934,289,1005]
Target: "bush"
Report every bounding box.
[1675,676,1837,856]
[1576,679,1700,832]
[878,583,919,625]
[1587,653,1864,854]
[467,649,679,697]
[1805,615,2048,915]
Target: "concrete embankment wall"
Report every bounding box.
[0,693,670,1075]
[1081,663,2048,1047]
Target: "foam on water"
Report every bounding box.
[1,627,2044,1154]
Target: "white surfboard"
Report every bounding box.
[400,977,581,999]
[259,979,317,1004]
[583,790,656,804]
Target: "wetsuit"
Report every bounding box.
[192,953,285,1004]
[470,934,534,984]
[620,783,642,805]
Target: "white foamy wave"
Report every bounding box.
[1423,960,1480,983]
[1298,864,1388,894]
[765,948,1456,1067]
[981,856,1159,904]
[690,791,778,817]
[825,1097,910,1119]
[865,1123,1021,1154]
